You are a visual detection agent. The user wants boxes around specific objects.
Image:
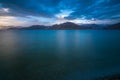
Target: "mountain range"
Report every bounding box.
[8,22,120,30]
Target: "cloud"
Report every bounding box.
[55,10,74,19]
[0,0,61,17]
[0,0,120,19]
[0,0,120,27]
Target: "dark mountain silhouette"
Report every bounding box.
[21,25,48,30]
[7,22,120,30]
[49,22,88,29]
[96,74,120,80]
[8,26,23,30]
[8,25,48,30]
[80,24,105,29]
[105,23,120,29]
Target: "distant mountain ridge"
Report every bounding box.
[106,23,120,29]
[8,22,120,30]
[49,22,87,29]
[21,25,48,30]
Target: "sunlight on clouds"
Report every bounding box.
[53,17,118,25]
[71,18,118,25]
[55,10,74,19]
[0,15,55,29]
[54,10,74,24]
[54,9,119,25]
[54,10,105,25]
[0,16,35,28]
[0,16,16,26]
[0,8,10,13]
[3,8,9,13]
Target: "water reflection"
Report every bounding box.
[74,31,80,48]
[0,31,18,58]
[57,30,66,54]
[0,30,120,80]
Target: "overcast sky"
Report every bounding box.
[0,0,120,28]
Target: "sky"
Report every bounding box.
[0,0,120,28]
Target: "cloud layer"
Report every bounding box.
[0,0,120,28]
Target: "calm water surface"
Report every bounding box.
[0,30,120,80]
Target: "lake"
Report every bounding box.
[0,30,120,80]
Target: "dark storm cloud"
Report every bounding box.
[69,0,120,20]
[0,0,61,17]
[0,0,120,20]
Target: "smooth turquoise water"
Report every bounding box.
[0,30,120,80]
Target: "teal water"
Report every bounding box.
[0,30,120,80]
